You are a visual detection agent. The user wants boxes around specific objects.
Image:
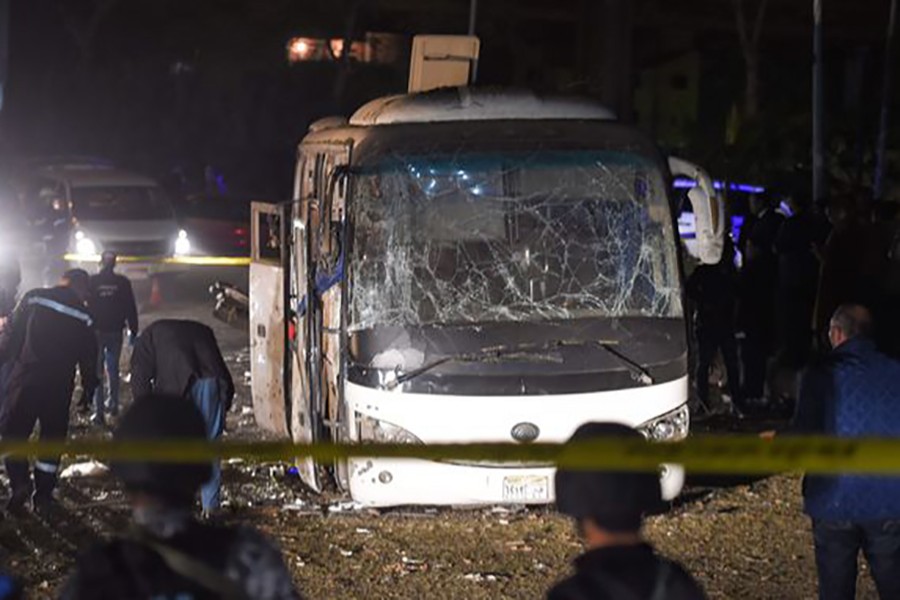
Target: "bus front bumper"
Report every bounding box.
[347,457,685,508]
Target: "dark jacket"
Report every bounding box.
[89,269,138,334]
[60,520,300,600]
[0,286,98,392]
[547,544,706,600]
[686,262,737,331]
[793,337,900,521]
[131,320,234,406]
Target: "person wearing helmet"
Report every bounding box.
[548,423,706,600]
[0,269,98,517]
[60,394,301,599]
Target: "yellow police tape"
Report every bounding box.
[63,254,251,267]
[4,436,900,475]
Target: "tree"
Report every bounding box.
[53,0,120,72]
[732,0,770,119]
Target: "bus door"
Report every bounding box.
[295,142,352,490]
[249,201,291,438]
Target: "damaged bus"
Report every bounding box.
[250,87,724,507]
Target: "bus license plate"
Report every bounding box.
[502,475,550,502]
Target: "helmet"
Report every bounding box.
[112,395,212,504]
[554,422,662,532]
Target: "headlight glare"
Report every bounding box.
[357,415,422,444]
[74,231,97,257]
[174,229,191,256]
[638,403,690,442]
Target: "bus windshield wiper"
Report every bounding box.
[592,342,654,386]
[383,340,567,390]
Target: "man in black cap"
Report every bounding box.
[60,394,301,599]
[548,422,706,600]
[0,269,98,515]
[131,319,234,515]
[86,250,138,423]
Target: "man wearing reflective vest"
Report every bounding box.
[0,269,98,516]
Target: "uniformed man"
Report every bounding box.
[548,423,706,600]
[86,251,138,423]
[0,269,98,515]
[60,394,301,599]
[131,319,234,515]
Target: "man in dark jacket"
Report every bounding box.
[60,394,300,599]
[738,193,784,405]
[0,269,98,515]
[87,251,138,423]
[793,304,900,600]
[547,423,706,600]
[687,240,742,414]
[131,319,234,514]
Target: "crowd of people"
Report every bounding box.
[0,195,896,597]
[688,190,900,416]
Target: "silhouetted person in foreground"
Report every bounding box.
[61,395,301,599]
[548,422,706,600]
[793,305,900,600]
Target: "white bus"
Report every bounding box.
[249,87,724,507]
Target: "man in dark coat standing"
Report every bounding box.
[130,319,234,515]
[87,251,138,423]
[793,304,900,599]
[0,269,98,515]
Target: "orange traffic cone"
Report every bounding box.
[148,276,163,309]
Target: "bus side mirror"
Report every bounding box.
[668,156,725,265]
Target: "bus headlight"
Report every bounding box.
[174,229,191,256]
[358,415,423,444]
[74,231,97,257]
[638,403,689,442]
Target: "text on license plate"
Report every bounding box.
[502,475,550,502]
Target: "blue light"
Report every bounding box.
[673,177,765,194]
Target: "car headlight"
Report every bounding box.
[74,231,97,257]
[174,229,191,256]
[638,403,690,442]
[357,415,423,444]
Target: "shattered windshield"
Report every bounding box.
[349,150,681,331]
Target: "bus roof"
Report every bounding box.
[349,87,616,126]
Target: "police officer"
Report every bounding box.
[548,423,706,600]
[60,394,301,599]
[131,319,234,515]
[87,251,138,423]
[0,269,98,515]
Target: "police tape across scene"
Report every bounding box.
[62,254,252,266]
[2,436,900,475]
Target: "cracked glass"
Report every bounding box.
[349,150,681,331]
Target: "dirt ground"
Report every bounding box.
[0,270,882,599]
